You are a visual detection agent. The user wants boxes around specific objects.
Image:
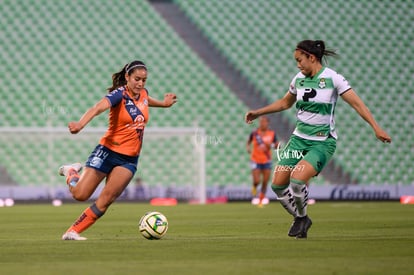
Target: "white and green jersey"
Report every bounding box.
[289,67,351,141]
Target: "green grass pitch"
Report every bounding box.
[0,201,413,275]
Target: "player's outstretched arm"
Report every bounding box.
[68,98,111,134]
[341,89,391,143]
[245,91,296,124]
[149,93,177,108]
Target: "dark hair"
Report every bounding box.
[107,60,147,92]
[295,40,337,64]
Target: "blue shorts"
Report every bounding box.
[85,145,139,175]
[250,161,272,170]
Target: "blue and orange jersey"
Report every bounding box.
[99,86,149,156]
[248,129,278,164]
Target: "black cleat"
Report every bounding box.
[296,216,312,239]
[288,216,304,237]
[288,216,312,238]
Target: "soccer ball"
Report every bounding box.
[138,211,168,239]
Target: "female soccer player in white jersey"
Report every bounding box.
[245,40,391,238]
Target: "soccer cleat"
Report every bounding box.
[288,217,303,237]
[58,163,83,177]
[62,230,87,241]
[296,216,312,239]
[288,215,312,237]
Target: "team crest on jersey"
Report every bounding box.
[136,103,144,110]
[318,78,326,89]
[137,99,148,110]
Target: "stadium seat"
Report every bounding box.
[1,0,413,189]
[175,0,413,186]
[1,0,256,187]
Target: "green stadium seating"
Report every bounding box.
[1,0,413,189]
[0,0,253,188]
[176,0,414,186]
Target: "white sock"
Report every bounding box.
[272,184,297,217]
[290,180,309,217]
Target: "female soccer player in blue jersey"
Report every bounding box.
[245,40,391,238]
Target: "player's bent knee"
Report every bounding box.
[71,190,90,201]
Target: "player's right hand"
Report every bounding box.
[68,121,83,134]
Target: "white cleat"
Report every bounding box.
[58,163,83,177]
[62,230,87,241]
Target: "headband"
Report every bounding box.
[295,47,313,56]
[126,63,147,74]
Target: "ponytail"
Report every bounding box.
[107,60,147,92]
[296,40,337,64]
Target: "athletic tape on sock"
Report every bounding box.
[90,203,105,218]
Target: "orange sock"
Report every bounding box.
[259,192,265,203]
[67,203,104,234]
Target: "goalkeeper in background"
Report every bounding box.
[246,116,279,207]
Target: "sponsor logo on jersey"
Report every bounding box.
[126,114,145,130]
[129,107,138,115]
[318,78,326,88]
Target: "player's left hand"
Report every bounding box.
[375,128,391,143]
[163,93,177,107]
